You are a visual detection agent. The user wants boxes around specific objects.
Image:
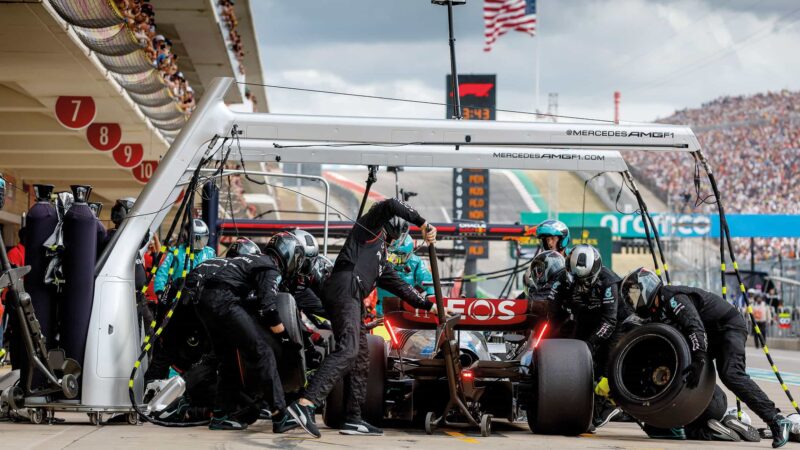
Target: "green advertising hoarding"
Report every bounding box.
[520,212,713,239]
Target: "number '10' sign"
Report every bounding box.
[132,160,158,184]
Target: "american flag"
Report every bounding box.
[483,0,537,52]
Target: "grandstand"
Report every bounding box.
[625,90,800,263]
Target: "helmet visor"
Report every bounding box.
[627,285,643,310]
[193,233,209,250]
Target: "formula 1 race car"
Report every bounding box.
[322,296,595,437]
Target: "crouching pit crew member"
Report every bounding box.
[287,198,438,438]
[563,244,629,429]
[621,268,792,448]
[187,232,310,433]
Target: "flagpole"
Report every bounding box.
[535,32,540,114]
[534,0,540,114]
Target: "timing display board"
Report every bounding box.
[448,74,496,259]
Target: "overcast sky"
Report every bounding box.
[251,0,800,124]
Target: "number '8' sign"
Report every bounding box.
[112,144,144,168]
[87,123,122,151]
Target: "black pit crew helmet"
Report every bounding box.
[228,237,261,258]
[291,229,319,275]
[383,217,409,243]
[304,255,333,293]
[621,267,664,316]
[266,232,306,278]
[523,250,566,294]
[111,197,136,227]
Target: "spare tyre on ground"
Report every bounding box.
[607,322,715,429]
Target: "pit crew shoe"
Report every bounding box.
[209,415,247,430]
[722,415,761,442]
[286,401,321,438]
[768,415,791,448]
[157,397,191,422]
[593,406,621,428]
[339,418,383,436]
[641,424,686,440]
[707,419,740,441]
[273,413,299,433]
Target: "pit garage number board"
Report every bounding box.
[448,74,495,259]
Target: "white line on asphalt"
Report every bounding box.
[441,206,451,223]
[499,169,539,213]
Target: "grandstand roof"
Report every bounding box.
[0,0,265,222]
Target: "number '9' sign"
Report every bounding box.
[112,144,144,168]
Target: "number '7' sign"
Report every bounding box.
[55,96,96,130]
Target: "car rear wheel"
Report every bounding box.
[322,334,386,428]
[363,334,386,425]
[528,339,593,435]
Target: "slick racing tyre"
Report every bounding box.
[608,323,715,429]
[275,293,306,393]
[528,339,593,435]
[363,335,386,425]
[323,335,387,427]
[322,378,346,428]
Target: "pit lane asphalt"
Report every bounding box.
[3,345,800,449]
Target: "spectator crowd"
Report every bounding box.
[625,90,800,262]
[219,0,246,76]
[115,0,216,113]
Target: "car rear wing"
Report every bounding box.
[382,297,535,331]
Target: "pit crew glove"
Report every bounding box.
[683,352,706,389]
[277,330,303,351]
[257,307,282,328]
[421,222,437,244]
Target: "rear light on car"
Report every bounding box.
[385,318,400,349]
[533,322,549,349]
[462,369,474,380]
